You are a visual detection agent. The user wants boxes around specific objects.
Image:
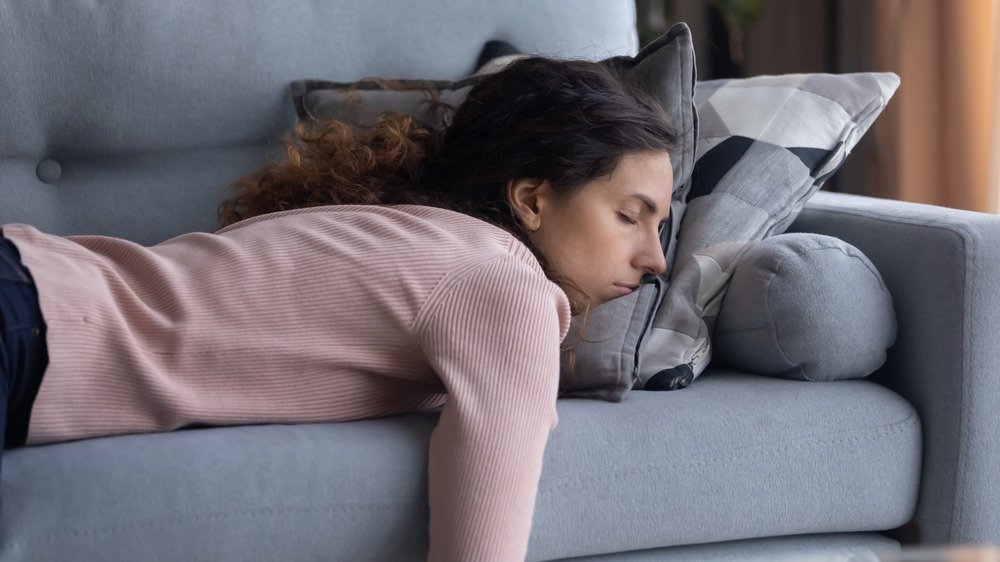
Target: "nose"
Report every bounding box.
[635,231,667,277]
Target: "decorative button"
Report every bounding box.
[36,159,63,183]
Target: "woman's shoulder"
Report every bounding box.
[413,249,572,344]
[387,205,550,282]
[393,205,549,278]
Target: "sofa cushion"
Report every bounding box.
[532,371,919,560]
[560,533,901,561]
[0,372,919,562]
[714,233,897,382]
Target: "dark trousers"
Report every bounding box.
[0,232,48,477]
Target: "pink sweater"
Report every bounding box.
[3,204,571,562]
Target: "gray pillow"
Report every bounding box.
[291,77,477,131]
[713,233,897,382]
[638,71,901,391]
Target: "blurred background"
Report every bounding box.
[637,0,1000,213]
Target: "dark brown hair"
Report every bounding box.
[416,57,678,250]
[219,56,678,240]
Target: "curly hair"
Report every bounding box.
[217,112,440,226]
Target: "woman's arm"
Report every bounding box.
[415,255,570,562]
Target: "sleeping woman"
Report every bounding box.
[0,56,677,561]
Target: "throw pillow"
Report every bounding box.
[714,233,897,382]
[638,71,900,391]
[291,77,478,132]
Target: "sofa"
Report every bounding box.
[1,1,998,560]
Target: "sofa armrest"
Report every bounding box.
[788,191,1000,545]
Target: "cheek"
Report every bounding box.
[536,206,627,277]
[573,223,631,276]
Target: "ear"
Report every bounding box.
[506,178,548,232]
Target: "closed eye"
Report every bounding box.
[618,212,639,225]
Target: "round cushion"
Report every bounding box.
[713,233,896,382]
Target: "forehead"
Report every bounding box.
[599,151,674,209]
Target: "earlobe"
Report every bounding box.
[506,178,547,232]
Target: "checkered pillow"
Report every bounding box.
[637,72,900,390]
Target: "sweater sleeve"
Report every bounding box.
[414,255,571,562]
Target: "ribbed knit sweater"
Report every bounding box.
[3,204,571,562]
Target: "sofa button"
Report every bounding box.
[36,159,63,184]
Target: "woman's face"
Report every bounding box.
[511,150,674,314]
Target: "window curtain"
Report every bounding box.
[872,0,999,213]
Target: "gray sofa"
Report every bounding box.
[0,1,997,561]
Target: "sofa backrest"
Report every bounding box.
[0,1,637,245]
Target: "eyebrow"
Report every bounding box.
[628,193,658,213]
[628,193,672,224]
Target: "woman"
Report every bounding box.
[0,57,676,561]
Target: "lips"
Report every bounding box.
[614,283,639,295]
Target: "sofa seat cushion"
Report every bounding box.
[0,371,919,562]
[533,370,920,560]
[553,532,901,562]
